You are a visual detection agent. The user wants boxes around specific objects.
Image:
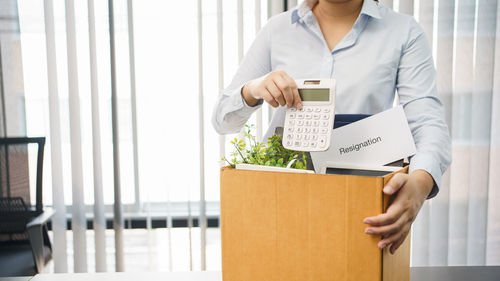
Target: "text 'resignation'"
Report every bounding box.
[339,137,382,155]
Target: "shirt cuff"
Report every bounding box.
[230,86,263,118]
[409,153,442,199]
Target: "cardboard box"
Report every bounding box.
[220,166,410,281]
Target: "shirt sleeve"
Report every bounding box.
[211,22,271,135]
[396,18,452,199]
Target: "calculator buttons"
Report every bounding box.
[318,136,327,147]
[283,103,334,151]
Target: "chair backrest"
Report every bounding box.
[0,137,45,214]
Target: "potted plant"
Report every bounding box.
[223,125,310,171]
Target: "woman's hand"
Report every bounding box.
[241,70,302,109]
[363,170,434,254]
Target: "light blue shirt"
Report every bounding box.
[211,0,451,198]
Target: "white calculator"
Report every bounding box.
[282,79,336,152]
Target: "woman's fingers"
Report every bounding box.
[281,73,302,109]
[378,224,410,251]
[245,70,300,108]
[364,212,407,236]
[273,74,294,108]
[265,81,286,106]
[363,202,404,226]
[389,234,406,254]
[261,90,279,108]
[293,86,302,109]
[383,173,408,195]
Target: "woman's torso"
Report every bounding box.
[263,0,420,139]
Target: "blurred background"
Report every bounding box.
[0,0,499,274]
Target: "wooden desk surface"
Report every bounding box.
[1,266,499,281]
[30,272,221,281]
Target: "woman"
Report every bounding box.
[212,0,451,254]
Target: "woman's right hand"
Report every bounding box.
[241,70,302,109]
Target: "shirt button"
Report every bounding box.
[326,57,333,63]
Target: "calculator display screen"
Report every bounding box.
[298,89,329,101]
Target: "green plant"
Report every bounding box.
[223,124,309,170]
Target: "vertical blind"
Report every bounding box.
[87,0,107,273]
[107,0,125,272]
[408,0,500,266]
[42,0,68,273]
[13,0,500,273]
[64,0,88,272]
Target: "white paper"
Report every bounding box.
[235,164,315,174]
[310,106,416,173]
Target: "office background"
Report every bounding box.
[0,0,499,273]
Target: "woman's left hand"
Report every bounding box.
[363,170,434,254]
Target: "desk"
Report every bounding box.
[410,266,500,281]
[1,267,498,281]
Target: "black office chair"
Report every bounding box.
[0,137,54,277]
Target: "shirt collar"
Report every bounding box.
[291,0,381,24]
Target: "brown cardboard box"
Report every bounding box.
[220,166,410,281]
